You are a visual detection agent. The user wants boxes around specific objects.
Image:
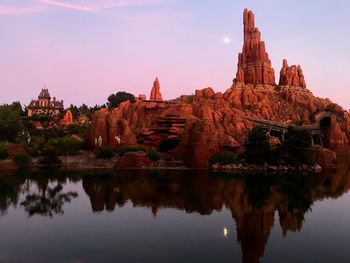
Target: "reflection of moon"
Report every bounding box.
[224,37,230,44]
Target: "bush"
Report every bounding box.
[212,152,239,165]
[244,126,270,164]
[39,148,62,168]
[107,92,135,109]
[46,136,83,156]
[13,154,31,169]
[117,146,145,156]
[0,142,8,160]
[28,137,45,157]
[96,147,115,159]
[283,126,314,165]
[147,150,161,161]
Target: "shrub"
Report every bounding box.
[283,126,314,165]
[244,126,270,164]
[28,137,45,157]
[116,146,145,156]
[107,92,135,109]
[47,136,83,156]
[0,142,8,160]
[147,150,161,161]
[39,148,62,168]
[212,152,239,165]
[96,147,114,159]
[13,154,31,169]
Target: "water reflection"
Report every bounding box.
[0,157,350,263]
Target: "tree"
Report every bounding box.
[244,126,270,164]
[107,92,135,109]
[283,126,314,165]
[0,104,23,142]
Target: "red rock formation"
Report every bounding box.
[235,9,275,86]
[279,59,306,88]
[61,110,73,126]
[88,9,350,168]
[150,78,163,101]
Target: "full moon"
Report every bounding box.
[224,37,230,44]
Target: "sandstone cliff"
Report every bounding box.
[89,9,350,168]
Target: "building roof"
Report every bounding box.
[38,89,51,99]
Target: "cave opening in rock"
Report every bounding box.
[160,139,179,152]
[320,117,331,148]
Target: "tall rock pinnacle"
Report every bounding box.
[235,9,275,86]
[150,77,163,101]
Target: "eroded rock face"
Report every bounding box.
[150,78,163,101]
[88,9,350,168]
[279,59,306,88]
[61,110,73,126]
[235,9,275,86]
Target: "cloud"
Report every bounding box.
[0,0,169,15]
[37,0,95,13]
[0,5,44,15]
[37,0,168,13]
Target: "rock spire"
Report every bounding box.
[279,59,306,88]
[150,77,163,101]
[235,9,275,86]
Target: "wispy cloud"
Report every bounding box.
[0,0,169,15]
[37,0,95,13]
[0,5,44,15]
[37,0,168,13]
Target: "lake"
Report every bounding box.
[0,164,350,263]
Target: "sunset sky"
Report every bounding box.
[0,0,349,109]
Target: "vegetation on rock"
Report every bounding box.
[107,92,135,109]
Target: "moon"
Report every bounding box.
[224,37,230,44]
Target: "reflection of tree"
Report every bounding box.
[20,183,78,218]
[0,176,21,215]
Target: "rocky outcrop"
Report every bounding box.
[279,59,306,88]
[150,78,163,101]
[61,110,73,126]
[88,9,350,168]
[235,9,275,86]
[116,151,151,168]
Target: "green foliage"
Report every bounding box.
[283,126,314,165]
[0,104,23,142]
[147,150,161,161]
[244,126,270,164]
[28,137,45,157]
[13,154,31,169]
[107,92,135,109]
[211,152,239,165]
[0,142,8,160]
[117,146,145,156]
[46,136,83,156]
[96,147,114,159]
[39,148,62,168]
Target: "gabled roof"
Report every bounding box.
[38,89,50,99]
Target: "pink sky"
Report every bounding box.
[0,0,349,110]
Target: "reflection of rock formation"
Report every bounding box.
[236,211,275,263]
[2,161,350,262]
[81,161,350,263]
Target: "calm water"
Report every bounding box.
[1,163,350,263]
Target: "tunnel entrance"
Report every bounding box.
[319,117,331,148]
[160,139,180,153]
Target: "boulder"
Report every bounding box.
[116,151,151,168]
